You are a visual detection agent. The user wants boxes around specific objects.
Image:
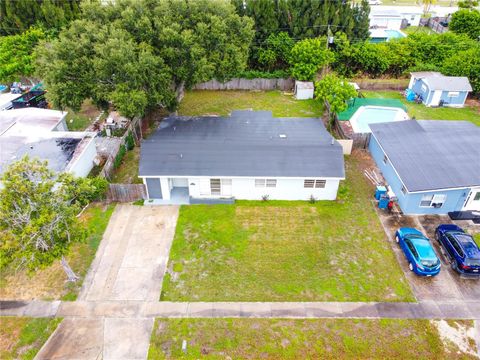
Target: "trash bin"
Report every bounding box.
[375,186,387,200]
[379,196,389,209]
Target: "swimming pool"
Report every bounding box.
[385,30,406,39]
[349,106,409,133]
[0,85,7,93]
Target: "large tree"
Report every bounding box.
[35,0,255,117]
[0,27,45,83]
[289,37,334,81]
[0,0,81,35]
[449,9,480,40]
[0,157,107,279]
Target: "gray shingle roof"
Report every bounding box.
[370,120,480,192]
[424,75,472,92]
[139,110,345,178]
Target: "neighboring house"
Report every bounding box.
[0,93,21,111]
[408,72,472,107]
[369,9,403,30]
[0,108,98,177]
[139,110,345,203]
[369,120,480,215]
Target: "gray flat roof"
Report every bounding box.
[370,120,480,192]
[139,110,345,178]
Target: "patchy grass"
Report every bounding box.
[65,99,104,131]
[161,155,413,302]
[403,26,435,35]
[0,317,62,360]
[178,90,323,117]
[362,90,480,126]
[474,233,480,247]
[0,203,115,301]
[148,319,477,359]
[110,146,142,184]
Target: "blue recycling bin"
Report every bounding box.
[379,196,390,209]
[375,186,387,200]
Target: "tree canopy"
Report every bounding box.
[0,157,107,274]
[35,0,255,117]
[0,0,81,35]
[314,73,357,114]
[449,9,480,40]
[0,28,45,83]
[288,37,334,81]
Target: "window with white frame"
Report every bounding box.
[421,84,427,92]
[383,155,388,165]
[255,179,277,188]
[210,179,221,195]
[447,91,459,97]
[304,179,326,188]
[420,194,446,208]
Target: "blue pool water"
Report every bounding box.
[0,85,7,93]
[351,107,407,133]
[385,30,406,39]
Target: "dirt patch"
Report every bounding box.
[432,320,478,357]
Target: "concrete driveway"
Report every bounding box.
[377,210,480,302]
[35,205,179,360]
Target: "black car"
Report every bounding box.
[435,224,480,277]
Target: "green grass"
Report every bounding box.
[0,317,62,360]
[403,26,435,35]
[377,0,457,6]
[362,90,480,126]
[65,99,104,131]
[0,203,115,300]
[178,90,323,118]
[110,146,143,184]
[148,319,477,359]
[474,233,480,247]
[161,156,413,302]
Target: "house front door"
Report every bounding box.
[146,178,162,199]
[463,188,480,211]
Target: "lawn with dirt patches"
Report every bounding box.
[0,203,115,301]
[178,90,323,118]
[110,146,143,184]
[148,319,477,359]
[65,99,104,131]
[161,156,413,302]
[362,90,480,126]
[0,317,62,360]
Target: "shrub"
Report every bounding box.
[125,131,135,151]
[113,145,126,169]
[87,177,109,201]
[261,194,270,201]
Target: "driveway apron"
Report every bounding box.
[35,205,179,360]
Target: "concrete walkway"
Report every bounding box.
[29,205,179,360]
[2,300,479,320]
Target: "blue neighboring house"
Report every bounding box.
[369,120,480,215]
[408,72,472,108]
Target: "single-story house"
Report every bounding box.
[408,72,472,107]
[369,9,403,30]
[139,110,345,203]
[369,120,480,214]
[0,108,98,177]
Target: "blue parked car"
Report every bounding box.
[395,228,441,276]
[435,224,480,277]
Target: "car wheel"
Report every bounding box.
[395,235,400,243]
[409,263,414,272]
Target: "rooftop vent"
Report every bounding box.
[279,134,287,139]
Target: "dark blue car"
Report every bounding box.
[395,228,441,276]
[435,224,480,277]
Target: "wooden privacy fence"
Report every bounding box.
[193,78,294,91]
[107,184,146,202]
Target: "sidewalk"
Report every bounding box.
[2,300,479,320]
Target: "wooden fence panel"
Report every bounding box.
[193,78,294,91]
[107,184,146,202]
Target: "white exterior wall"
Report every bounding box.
[187,177,341,201]
[68,137,97,177]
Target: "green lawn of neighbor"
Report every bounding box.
[362,90,480,126]
[0,317,62,360]
[0,203,115,301]
[110,146,143,184]
[403,26,435,35]
[178,90,323,118]
[160,155,413,302]
[148,319,477,359]
[474,233,480,247]
[65,99,104,131]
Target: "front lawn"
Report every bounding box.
[362,90,480,126]
[148,319,477,359]
[0,317,62,360]
[161,155,413,302]
[0,203,115,301]
[178,90,323,117]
